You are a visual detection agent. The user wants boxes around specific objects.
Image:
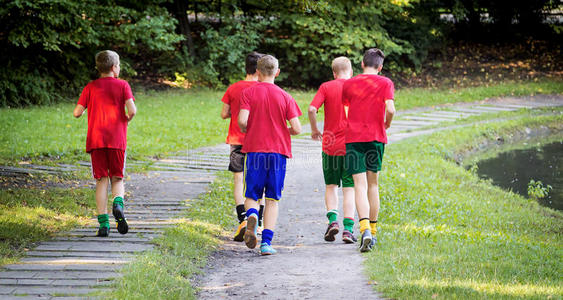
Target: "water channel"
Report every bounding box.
[473,140,562,211]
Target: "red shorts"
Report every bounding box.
[90,148,126,179]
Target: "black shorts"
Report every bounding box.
[229,145,245,173]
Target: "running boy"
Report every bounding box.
[238,55,302,255]
[342,48,395,252]
[308,56,356,243]
[220,51,264,242]
[73,50,136,237]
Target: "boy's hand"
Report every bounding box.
[311,129,322,141]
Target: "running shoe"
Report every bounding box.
[324,221,339,242]
[233,220,247,242]
[368,235,377,250]
[342,229,357,244]
[112,202,129,235]
[359,230,373,253]
[260,243,277,255]
[96,226,110,237]
[244,213,258,249]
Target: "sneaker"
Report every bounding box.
[244,213,258,249]
[359,230,372,253]
[233,220,247,242]
[260,242,277,256]
[342,229,357,244]
[324,221,339,242]
[112,203,129,235]
[368,235,377,250]
[96,226,110,237]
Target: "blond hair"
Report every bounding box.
[332,56,352,75]
[95,50,120,73]
[257,55,278,76]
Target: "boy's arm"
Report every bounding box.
[384,99,395,129]
[288,117,302,136]
[125,98,137,121]
[307,106,322,141]
[221,103,231,119]
[73,104,85,118]
[238,109,250,133]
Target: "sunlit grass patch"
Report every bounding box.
[366,113,563,299]
[0,187,94,265]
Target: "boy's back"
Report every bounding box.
[221,80,257,145]
[78,77,134,152]
[310,78,347,156]
[343,74,394,144]
[240,82,301,158]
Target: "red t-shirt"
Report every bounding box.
[342,74,394,144]
[77,77,134,153]
[221,80,257,145]
[240,82,302,158]
[310,79,348,156]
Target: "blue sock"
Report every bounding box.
[261,229,274,246]
[246,208,258,218]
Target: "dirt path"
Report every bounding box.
[195,94,563,300]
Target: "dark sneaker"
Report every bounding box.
[112,203,129,235]
[233,220,247,242]
[96,226,110,237]
[368,235,377,250]
[324,221,339,242]
[342,229,357,244]
[244,213,258,249]
[359,230,372,253]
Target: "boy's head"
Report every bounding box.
[257,55,280,78]
[245,52,264,75]
[362,48,385,70]
[95,50,120,77]
[331,56,353,79]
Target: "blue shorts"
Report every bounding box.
[244,152,287,201]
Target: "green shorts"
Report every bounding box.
[345,141,385,175]
[322,152,354,187]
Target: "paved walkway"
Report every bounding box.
[0,95,561,299]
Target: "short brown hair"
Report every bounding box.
[257,55,278,76]
[331,56,352,75]
[363,48,385,68]
[95,50,120,73]
[245,52,264,75]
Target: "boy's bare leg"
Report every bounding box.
[325,184,339,211]
[352,173,369,220]
[342,187,355,219]
[366,171,380,222]
[110,176,124,199]
[263,199,278,230]
[95,177,110,215]
[233,172,244,205]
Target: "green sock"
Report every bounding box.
[326,209,338,223]
[97,214,110,228]
[113,196,124,208]
[343,217,354,232]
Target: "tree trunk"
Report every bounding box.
[174,0,195,57]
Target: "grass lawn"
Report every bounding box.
[368,111,563,299]
[0,187,95,265]
[0,78,560,166]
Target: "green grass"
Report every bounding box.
[0,78,560,166]
[0,187,95,265]
[367,112,563,299]
[109,171,234,300]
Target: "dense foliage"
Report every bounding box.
[0,0,559,106]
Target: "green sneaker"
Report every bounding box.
[260,243,277,255]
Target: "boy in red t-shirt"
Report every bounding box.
[308,57,357,244]
[220,52,264,242]
[238,55,302,255]
[342,48,396,252]
[73,50,137,237]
